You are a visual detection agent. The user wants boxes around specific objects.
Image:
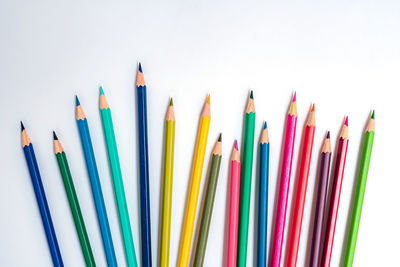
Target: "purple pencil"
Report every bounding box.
[308,132,332,267]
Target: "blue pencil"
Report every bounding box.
[21,123,64,267]
[135,63,152,267]
[75,96,118,267]
[257,122,270,267]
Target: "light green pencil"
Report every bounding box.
[99,87,138,267]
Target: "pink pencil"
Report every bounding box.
[270,93,298,267]
[227,140,241,267]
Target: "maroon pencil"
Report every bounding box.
[308,132,332,267]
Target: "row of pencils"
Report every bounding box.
[20,63,375,267]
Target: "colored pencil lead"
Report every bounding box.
[293,91,296,102]
[264,121,267,129]
[75,95,80,106]
[20,121,25,131]
[206,94,210,104]
[234,139,238,150]
[53,131,58,140]
[371,110,375,119]
[250,90,254,99]
[218,133,222,142]
[345,116,349,126]
[100,86,105,95]
[170,98,173,106]
[138,62,143,73]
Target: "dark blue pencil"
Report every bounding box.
[21,123,64,267]
[257,122,270,267]
[75,96,118,267]
[135,63,152,267]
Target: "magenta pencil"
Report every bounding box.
[270,93,298,267]
[227,140,241,267]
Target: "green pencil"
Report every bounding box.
[99,87,138,267]
[193,134,222,267]
[53,132,96,267]
[343,111,375,267]
[237,91,256,266]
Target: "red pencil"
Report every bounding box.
[286,104,316,267]
[320,117,349,267]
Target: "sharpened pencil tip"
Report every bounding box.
[293,91,297,102]
[138,62,143,73]
[218,133,222,142]
[100,86,105,95]
[250,90,254,99]
[20,121,25,131]
[170,98,173,106]
[234,140,238,150]
[344,116,348,126]
[53,131,58,140]
[371,110,375,119]
[311,103,315,112]
[264,121,267,129]
[327,131,330,139]
[206,94,210,104]
[75,95,80,106]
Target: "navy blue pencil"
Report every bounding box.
[21,123,64,267]
[135,63,152,267]
[75,96,118,267]
[257,122,270,267]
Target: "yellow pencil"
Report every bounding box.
[178,94,211,267]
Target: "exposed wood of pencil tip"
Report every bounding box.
[21,122,32,147]
[321,131,331,153]
[75,96,86,120]
[166,98,175,121]
[246,90,255,114]
[201,94,211,117]
[231,140,240,162]
[136,63,146,87]
[99,87,109,110]
[340,116,349,139]
[53,131,64,154]
[288,92,298,117]
[307,104,316,126]
[260,121,269,144]
[366,110,375,132]
[213,134,222,155]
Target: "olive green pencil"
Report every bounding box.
[53,132,96,267]
[193,134,222,267]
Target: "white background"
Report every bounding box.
[0,1,399,266]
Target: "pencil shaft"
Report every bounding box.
[321,137,349,267]
[308,152,331,267]
[136,83,152,267]
[343,130,374,266]
[270,113,297,267]
[23,144,63,267]
[237,111,256,266]
[56,151,96,267]
[193,153,222,267]
[77,118,117,267]
[227,159,241,267]
[100,107,138,267]
[287,124,315,267]
[160,119,175,267]
[257,142,270,267]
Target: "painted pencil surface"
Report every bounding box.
[309,132,331,267]
[178,95,211,267]
[257,122,270,267]
[100,88,138,267]
[237,91,256,267]
[227,140,241,267]
[136,63,152,267]
[53,132,95,267]
[21,124,64,267]
[343,112,375,267]
[270,93,297,267]
[286,104,316,267]
[160,99,176,267]
[321,117,349,267]
[75,96,118,267]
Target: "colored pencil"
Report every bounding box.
[237,91,256,266]
[270,93,298,267]
[160,98,176,267]
[75,96,118,267]
[286,104,316,267]
[308,132,332,267]
[193,134,223,267]
[257,122,270,267]
[99,88,138,267]
[136,63,152,267]
[343,112,375,267]
[320,117,349,267]
[227,140,241,267]
[178,94,211,267]
[53,132,96,267]
[21,123,64,267]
